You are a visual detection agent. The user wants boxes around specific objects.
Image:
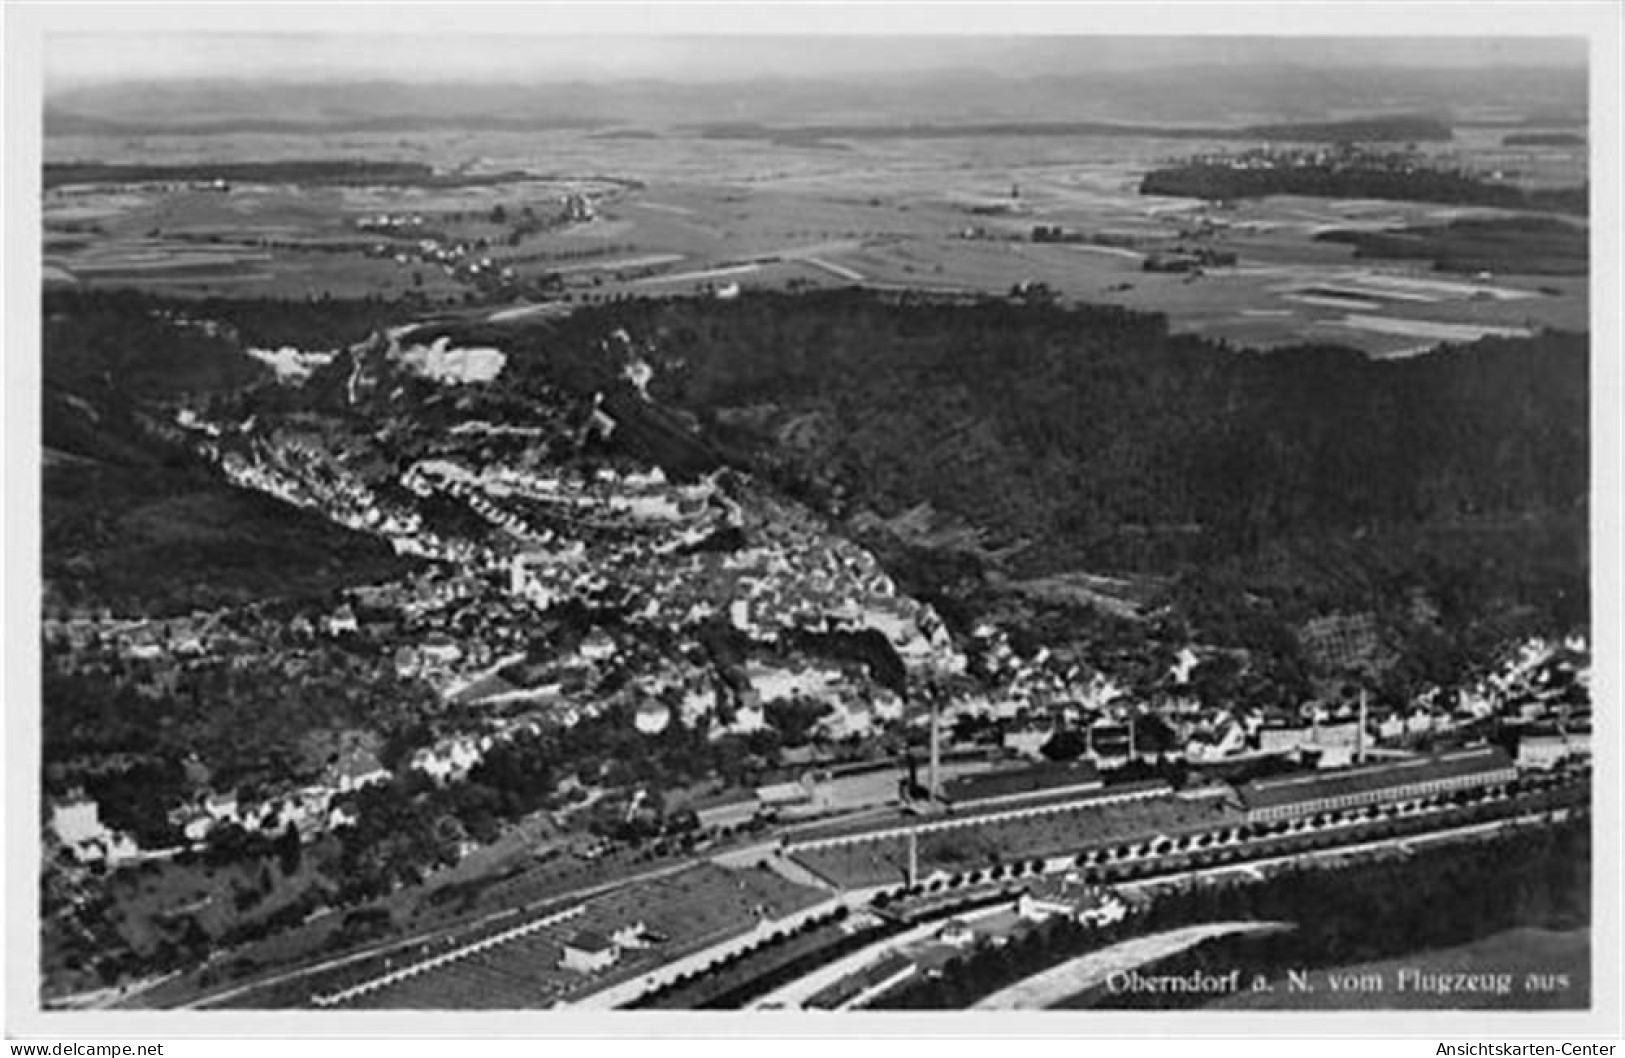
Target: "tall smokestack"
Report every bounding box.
[929,695,941,802]
[1358,688,1368,764]
[908,829,919,887]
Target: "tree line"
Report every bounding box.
[1141,164,1588,214]
[875,815,1589,1008]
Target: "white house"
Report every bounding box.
[1518,730,1590,771]
[580,629,618,663]
[420,635,463,667]
[559,931,619,974]
[51,797,111,861]
[332,749,391,793]
[937,919,975,947]
[817,700,875,741]
[679,686,716,727]
[324,605,360,636]
[1075,890,1128,928]
[745,662,840,704]
[1170,647,1200,685]
[412,738,487,783]
[635,700,672,736]
[1407,709,1440,736]
[1003,725,1053,760]
[719,701,767,738]
[203,790,241,824]
[871,689,905,723]
[611,922,652,950]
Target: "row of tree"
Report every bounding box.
[876,815,1589,1008]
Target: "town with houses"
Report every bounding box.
[41,312,1591,1013]
[32,36,1596,1011]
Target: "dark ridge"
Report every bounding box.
[43,160,539,189]
[1313,214,1588,276]
[694,113,1453,144]
[1502,131,1586,147]
[1141,162,1588,214]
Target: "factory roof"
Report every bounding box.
[756,781,812,805]
[942,760,1102,806]
[1239,746,1514,812]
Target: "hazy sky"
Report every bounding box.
[45,34,1587,91]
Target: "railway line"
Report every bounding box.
[139,764,1583,1012]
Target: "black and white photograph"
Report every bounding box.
[5,2,1620,1039]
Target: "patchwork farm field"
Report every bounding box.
[44,125,1588,355]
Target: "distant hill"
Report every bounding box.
[43,65,1584,138]
[1503,131,1586,147]
[42,159,537,189]
[695,114,1453,145]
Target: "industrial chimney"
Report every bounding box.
[929,694,942,803]
[1357,688,1368,764]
